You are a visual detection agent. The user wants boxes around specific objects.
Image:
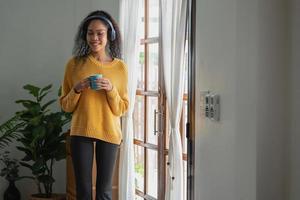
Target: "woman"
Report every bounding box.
[60,10,129,200]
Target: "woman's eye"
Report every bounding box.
[87,32,105,37]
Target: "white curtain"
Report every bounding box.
[160,0,187,199]
[119,0,141,199]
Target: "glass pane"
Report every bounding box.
[147,43,159,91]
[135,145,145,192]
[184,40,188,94]
[148,0,159,38]
[135,195,144,200]
[137,45,145,90]
[146,96,158,144]
[138,0,145,39]
[182,100,187,154]
[165,154,169,181]
[146,149,158,198]
[165,109,170,150]
[183,160,187,200]
[134,95,145,141]
[183,41,188,153]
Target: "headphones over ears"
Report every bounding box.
[82,15,116,41]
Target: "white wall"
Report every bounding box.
[0,0,119,198]
[195,0,291,199]
[195,0,257,199]
[256,0,289,199]
[288,0,300,199]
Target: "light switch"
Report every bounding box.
[209,94,220,121]
[201,91,220,121]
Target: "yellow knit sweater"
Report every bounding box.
[60,55,129,144]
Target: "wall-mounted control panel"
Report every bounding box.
[203,91,220,121]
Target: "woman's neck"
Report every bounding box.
[91,52,112,62]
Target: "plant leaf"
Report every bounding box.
[32,158,46,175]
[20,162,33,170]
[31,126,46,147]
[0,116,22,149]
[38,84,52,101]
[15,100,36,105]
[23,84,40,98]
[29,115,42,126]
[40,84,52,95]
[41,99,56,111]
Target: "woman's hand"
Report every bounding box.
[73,78,90,93]
[96,78,113,91]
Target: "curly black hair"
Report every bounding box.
[73,10,122,60]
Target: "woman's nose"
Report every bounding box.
[91,34,98,40]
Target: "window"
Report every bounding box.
[133,1,188,199]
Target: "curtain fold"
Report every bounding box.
[160,0,187,199]
[119,0,141,199]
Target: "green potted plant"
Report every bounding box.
[0,151,22,200]
[0,115,26,200]
[14,84,70,200]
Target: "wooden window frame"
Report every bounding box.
[134,0,190,199]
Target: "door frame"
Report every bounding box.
[187,0,196,199]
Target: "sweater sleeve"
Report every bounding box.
[106,68,129,116]
[59,59,81,113]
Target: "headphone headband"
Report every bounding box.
[83,15,116,41]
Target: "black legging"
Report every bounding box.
[70,136,118,200]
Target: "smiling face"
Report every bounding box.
[86,19,108,54]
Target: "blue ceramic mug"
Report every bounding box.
[89,74,103,90]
